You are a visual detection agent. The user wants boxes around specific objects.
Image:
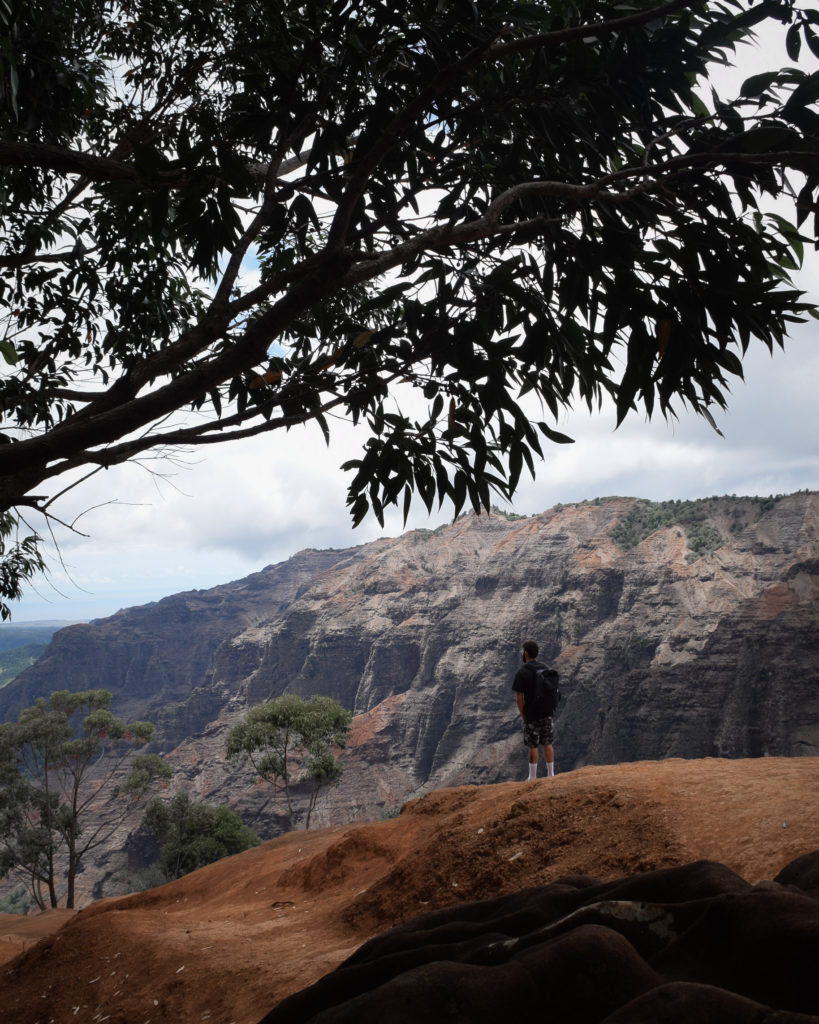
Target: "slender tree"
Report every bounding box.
[1,0,819,595]
[0,689,172,908]
[226,695,352,830]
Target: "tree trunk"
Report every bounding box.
[304,784,319,830]
[65,843,77,909]
[45,852,58,909]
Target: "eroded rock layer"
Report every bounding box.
[1,494,817,895]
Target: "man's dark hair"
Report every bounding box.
[522,640,539,659]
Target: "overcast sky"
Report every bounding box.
[13,313,817,624]
[9,30,819,623]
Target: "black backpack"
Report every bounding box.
[533,666,561,716]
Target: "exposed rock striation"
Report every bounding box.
[0,546,360,730]
[1,493,818,874]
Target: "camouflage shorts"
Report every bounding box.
[523,716,554,749]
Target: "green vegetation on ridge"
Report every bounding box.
[609,495,785,559]
[0,642,46,689]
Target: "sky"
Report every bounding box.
[8,28,819,623]
[13,315,818,624]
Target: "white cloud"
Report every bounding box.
[20,316,816,624]
[10,27,819,622]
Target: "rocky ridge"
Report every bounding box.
[1,493,818,900]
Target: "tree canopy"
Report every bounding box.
[0,689,171,907]
[141,791,261,880]
[226,694,352,830]
[1,0,818,602]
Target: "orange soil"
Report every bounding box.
[1,757,818,1024]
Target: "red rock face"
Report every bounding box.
[1,494,818,903]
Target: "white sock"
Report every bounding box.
[546,762,555,777]
[527,762,538,781]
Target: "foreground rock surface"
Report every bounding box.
[1,757,819,1024]
[267,860,819,1024]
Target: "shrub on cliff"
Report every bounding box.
[141,791,261,880]
[226,695,352,830]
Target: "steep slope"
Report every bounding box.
[0,546,362,728]
[1,758,818,1024]
[158,492,819,835]
[1,493,817,899]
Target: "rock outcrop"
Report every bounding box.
[264,855,819,1024]
[1,493,818,892]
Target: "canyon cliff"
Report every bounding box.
[1,492,817,896]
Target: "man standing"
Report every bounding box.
[512,640,557,781]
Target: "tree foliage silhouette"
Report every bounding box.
[2,0,819,599]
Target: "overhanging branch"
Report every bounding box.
[0,141,139,183]
[489,0,698,57]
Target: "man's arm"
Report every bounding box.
[516,692,525,718]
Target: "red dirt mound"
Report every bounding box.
[1,757,818,1024]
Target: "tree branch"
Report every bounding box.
[49,389,108,403]
[210,116,317,311]
[325,31,502,251]
[19,363,410,483]
[0,257,345,500]
[488,0,698,58]
[596,147,819,189]
[0,141,139,183]
[0,250,89,269]
[325,0,699,251]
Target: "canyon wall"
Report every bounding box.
[1,492,817,895]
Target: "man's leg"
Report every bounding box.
[543,743,555,777]
[523,720,538,780]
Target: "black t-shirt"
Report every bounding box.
[512,659,548,722]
